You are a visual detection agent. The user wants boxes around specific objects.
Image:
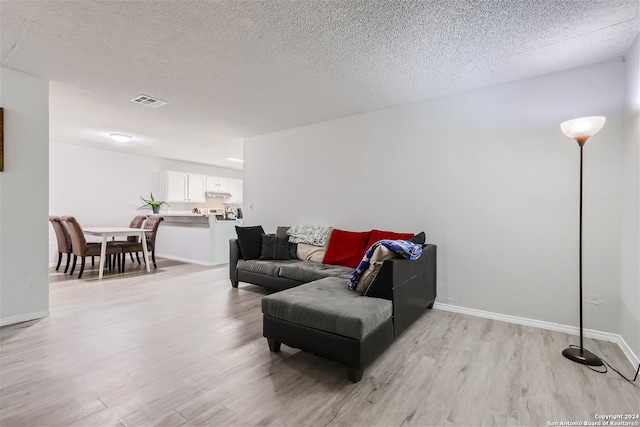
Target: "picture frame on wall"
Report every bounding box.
[0,107,3,171]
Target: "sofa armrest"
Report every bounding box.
[393,244,436,335]
[365,244,437,336]
[229,238,242,285]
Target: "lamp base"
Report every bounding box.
[562,347,603,366]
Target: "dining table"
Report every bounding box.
[83,227,151,279]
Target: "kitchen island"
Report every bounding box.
[155,215,239,266]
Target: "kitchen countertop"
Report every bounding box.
[162,214,240,224]
[163,215,209,224]
[163,212,213,216]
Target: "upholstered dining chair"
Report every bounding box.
[144,215,164,268]
[49,216,73,273]
[114,215,164,272]
[61,216,123,279]
[123,215,147,264]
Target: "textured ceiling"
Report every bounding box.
[1,0,638,168]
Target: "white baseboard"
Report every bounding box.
[616,334,640,368]
[51,255,228,268]
[155,253,215,266]
[0,310,50,327]
[433,302,640,368]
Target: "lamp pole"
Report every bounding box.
[578,143,584,352]
[560,119,605,366]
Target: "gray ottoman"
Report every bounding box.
[262,277,394,382]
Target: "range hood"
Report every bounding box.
[205,191,232,198]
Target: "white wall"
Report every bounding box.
[244,59,627,338]
[620,36,640,357]
[49,142,242,264]
[0,67,50,325]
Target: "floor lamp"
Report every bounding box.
[560,116,606,366]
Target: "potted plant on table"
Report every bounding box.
[138,193,169,214]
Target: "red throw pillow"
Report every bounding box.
[323,229,372,268]
[365,229,414,250]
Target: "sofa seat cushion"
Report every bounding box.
[237,259,300,277]
[261,277,392,340]
[278,261,353,282]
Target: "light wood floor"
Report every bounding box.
[1,258,638,427]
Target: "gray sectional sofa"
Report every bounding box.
[229,237,437,382]
[230,238,352,290]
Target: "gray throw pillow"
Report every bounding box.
[276,226,298,259]
[260,234,290,260]
[410,232,426,245]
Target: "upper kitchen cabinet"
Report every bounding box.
[228,178,243,204]
[187,174,206,202]
[166,171,188,202]
[206,176,231,194]
[166,171,206,203]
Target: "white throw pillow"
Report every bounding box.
[296,243,327,263]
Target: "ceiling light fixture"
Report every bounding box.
[227,157,244,163]
[110,133,132,143]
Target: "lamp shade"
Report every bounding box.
[560,116,606,142]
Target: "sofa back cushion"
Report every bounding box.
[323,229,371,268]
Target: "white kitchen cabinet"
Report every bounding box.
[205,176,216,192]
[217,177,230,193]
[166,171,205,202]
[228,178,243,204]
[206,176,230,193]
[166,171,189,202]
[187,174,206,202]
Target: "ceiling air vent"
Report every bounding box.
[130,94,167,108]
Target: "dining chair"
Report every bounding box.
[49,216,73,273]
[114,215,164,272]
[123,215,147,264]
[144,215,164,268]
[61,215,123,278]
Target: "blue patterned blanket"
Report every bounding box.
[348,239,422,290]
